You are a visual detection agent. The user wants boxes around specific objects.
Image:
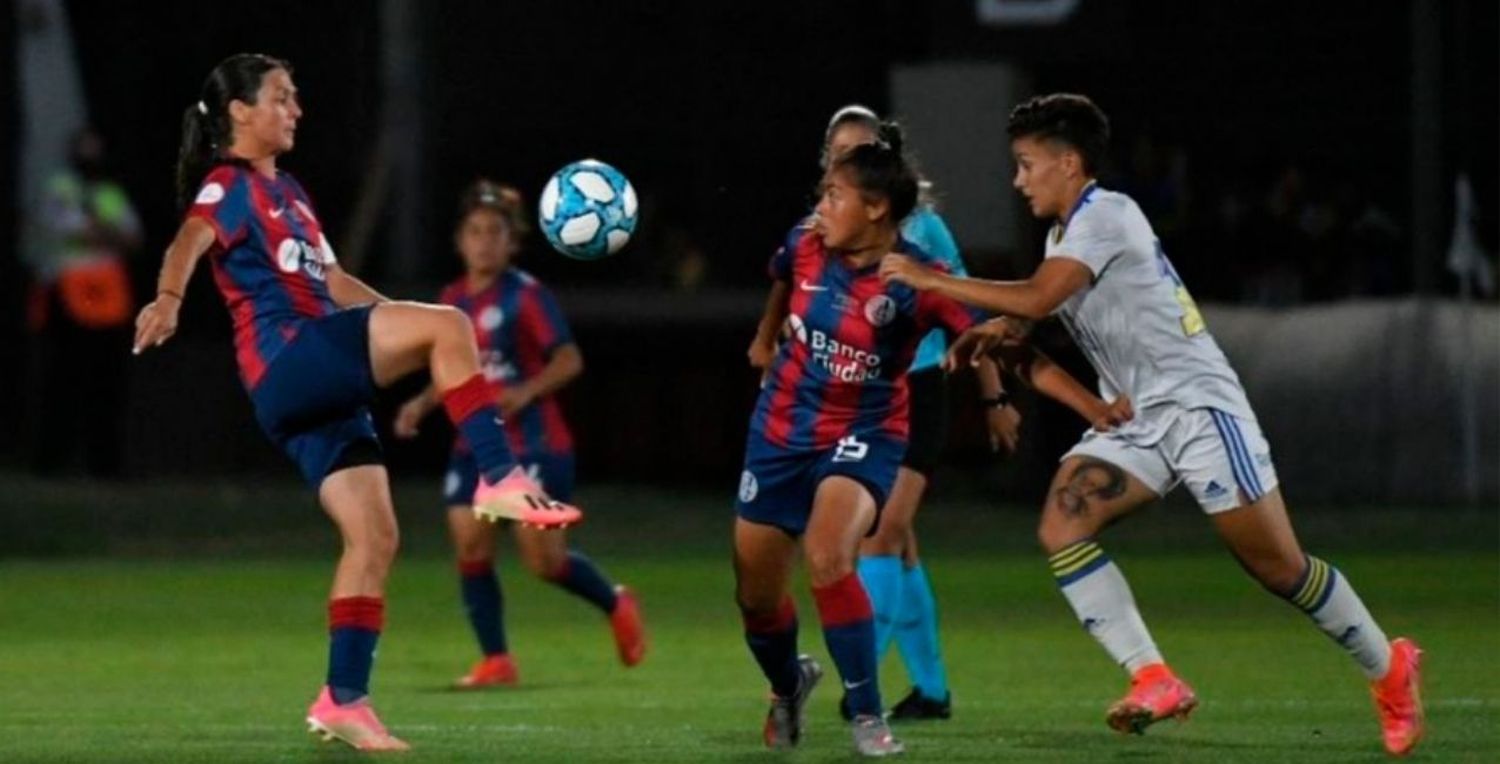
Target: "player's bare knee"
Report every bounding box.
[804,546,855,587]
[1037,506,1088,554]
[734,586,781,616]
[436,305,471,339]
[371,526,400,568]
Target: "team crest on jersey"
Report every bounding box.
[478,305,504,331]
[276,238,327,280]
[863,295,896,327]
[195,182,225,205]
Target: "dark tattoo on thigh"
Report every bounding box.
[1056,459,1127,517]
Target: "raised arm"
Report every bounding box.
[881,255,1092,321]
[132,217,217,354]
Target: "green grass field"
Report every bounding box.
[0,480,1496,762]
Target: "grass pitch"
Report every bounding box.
[0,481,1495,762]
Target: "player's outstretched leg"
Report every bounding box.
[1213,489,1423,756]
[307,465,409,751]
[368,302,579,528]
[516,525,647,666]
[1039,458,1197,734]
[807,477,903,757]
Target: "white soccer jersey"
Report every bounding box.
[1045,184,1256,444]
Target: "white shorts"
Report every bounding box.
[1064,407,1280,513]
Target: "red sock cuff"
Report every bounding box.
[329,596,385,632]
[742,596,797,634]
[458,559,494,577]
[812,573,873,628]
[442,374,494,425]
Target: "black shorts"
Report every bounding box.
[902,367,948,477]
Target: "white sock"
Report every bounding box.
[1050,541,1163,674]
[1285,556,1392,680]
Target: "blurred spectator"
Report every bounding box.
[24,127,142,478]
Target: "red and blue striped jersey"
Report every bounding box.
[440,268,575,458]
[752,223,978,451]
[186,163,339,389]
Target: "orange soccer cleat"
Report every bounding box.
[609,585,648,667]
[453,653,519,689]
[306,687,409,751]
[472,465,582,528]
[1105,663,1199,734]
[1371,638,1424,756]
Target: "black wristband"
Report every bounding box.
[979,391,1012,408]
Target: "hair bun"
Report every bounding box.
[877,120,905,154]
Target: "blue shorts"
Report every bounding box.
[735,430,905,536]
[444,450,576,507]
[249,306,380,488]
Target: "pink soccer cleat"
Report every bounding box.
[1371,638,1424,756]
[306,687,409,751]
[472,465,582,529]
[1105,663,1199,734]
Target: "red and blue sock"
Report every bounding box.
[813,573,881,717]
[545,551,619,614]
[459,559,507,656]
[327,596,383,705]
[442,374,516,484]
[742,596,800,697]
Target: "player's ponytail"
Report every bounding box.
[175,53,292,210]
[830,140,920,225]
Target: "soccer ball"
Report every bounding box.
[538,160,638,260]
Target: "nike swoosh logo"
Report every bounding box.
[269,207,287,219]
[800,280,828,292]
[843,679,870,690]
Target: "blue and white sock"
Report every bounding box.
[1050,540,1163,673]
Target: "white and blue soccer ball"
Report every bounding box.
[538,159,638,260]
